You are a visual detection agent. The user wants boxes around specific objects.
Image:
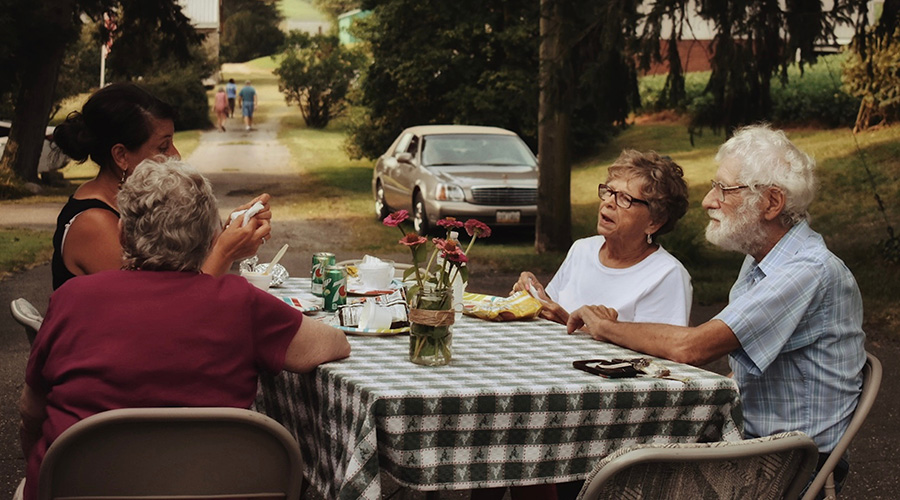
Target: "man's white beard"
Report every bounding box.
[706,198,769,256]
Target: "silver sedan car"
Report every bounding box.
[373,125,539,234]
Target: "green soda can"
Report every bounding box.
[323,265,347,312]
[311,252,335,296]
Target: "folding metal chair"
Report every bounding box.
[801,351,883,500]
[37,407,303,500]
[10,298,43,345]
[577,431,820,500]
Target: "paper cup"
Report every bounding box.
[359,300,393,330]
[242,271,272,291]
[357,263,394,290]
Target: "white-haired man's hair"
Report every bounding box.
[117,156,220,271]
[715,124,817,227]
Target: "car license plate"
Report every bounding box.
[496,210,521,224]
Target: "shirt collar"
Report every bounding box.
[754,220,813,277]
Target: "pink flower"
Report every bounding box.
[399,232,427,247]
[437,217,464,229]
[431,237,448,250]
[383,210,410,227]
[464,219,492,238]
[444,251,468,263]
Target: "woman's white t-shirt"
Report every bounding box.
[545,235,692,326]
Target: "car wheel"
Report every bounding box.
[413,192,430,236]
[374,181,389,220]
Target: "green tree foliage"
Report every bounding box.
[0,0,200,184]
[221,0,285,62]
[349,0,542,159]
[688,0,868,135]
[844,0,900,131]
[348,0,641,160]
[275,31,365,128]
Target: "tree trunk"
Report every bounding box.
[0,0,76,183]
[2,43,67,183]
[535,0,572,253]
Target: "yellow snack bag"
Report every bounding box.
[462,290,543,321]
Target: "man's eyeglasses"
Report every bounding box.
[709,180,749,202]
[598,184,650,209]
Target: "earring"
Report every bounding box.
[647,233,653,244]
[118,169,127,189]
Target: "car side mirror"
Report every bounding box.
[396,152,413,164]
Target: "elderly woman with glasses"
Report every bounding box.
[17,157,350,500]
[513,149,691,326]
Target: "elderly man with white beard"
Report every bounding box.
[566,124,865,494]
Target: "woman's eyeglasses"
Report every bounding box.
[598,184,650,209]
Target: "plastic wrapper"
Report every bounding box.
[337,290,408,328]
[462,290,543,321]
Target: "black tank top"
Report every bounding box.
[51,196,119,290]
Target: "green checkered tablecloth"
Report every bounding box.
[256,278,743,500]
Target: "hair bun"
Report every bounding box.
[52,111,95,162]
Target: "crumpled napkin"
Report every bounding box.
[230,201,265,227]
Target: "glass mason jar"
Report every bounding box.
[408,287,454,366]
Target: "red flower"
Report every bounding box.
[437,217,464,229]
[431,237,448,250]
[464,219,492,238]
[400,232,427,247]
[444,251,468,263]
[383,210,410,227]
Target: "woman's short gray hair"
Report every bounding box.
[607,150,689,238]
[117,156,220,271]
[716,124,817,226]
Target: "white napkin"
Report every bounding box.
[230,201,265,227]
[360,254,383,265]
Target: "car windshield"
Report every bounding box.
[421,134,536,167]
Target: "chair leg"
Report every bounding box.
[824,472,836,499]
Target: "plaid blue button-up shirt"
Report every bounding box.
[716,221,865,453]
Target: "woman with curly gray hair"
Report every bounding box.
[17,157,349,500]
[513,150,692,327]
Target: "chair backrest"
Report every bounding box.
[577,431,820,500]
[10,297,43,345]
[38,407,303,500]
[801,351,882,500]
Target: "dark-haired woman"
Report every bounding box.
[50,82,271,289]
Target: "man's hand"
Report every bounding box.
[567,305,618,337]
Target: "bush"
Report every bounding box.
[275,32,365,129]
[843,26,900,130]
[142,68,212,130]
[639,54,860,129]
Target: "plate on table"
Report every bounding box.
[280,296,320,313]
[336,324,409,336]
[346,278,404,296]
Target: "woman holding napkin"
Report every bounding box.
[513,150,692,327]
[50,82,271,289]
[17,157,350,500]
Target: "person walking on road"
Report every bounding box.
[214,87,228,132]
[238,80,257,131]
[225,78,237,118]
